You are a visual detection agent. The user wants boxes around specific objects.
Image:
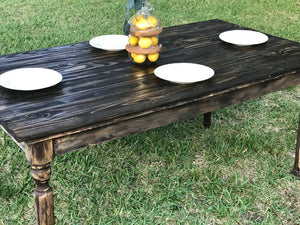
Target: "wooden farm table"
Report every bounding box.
[0,19,300,224]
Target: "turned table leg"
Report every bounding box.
[203,112,212,129]
[293,116,300,177]
[25,140,55,225]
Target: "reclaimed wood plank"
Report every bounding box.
[53,70,299,155]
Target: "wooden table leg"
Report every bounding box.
[25,140,55,225]
[293,116,300,177]
[203,112,212,129]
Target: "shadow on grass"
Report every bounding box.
[0,178,20,199]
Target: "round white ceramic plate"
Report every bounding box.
[154,63,214,84]
[89,35,128,51]
[0,68,63,91]
[219,30,268,46]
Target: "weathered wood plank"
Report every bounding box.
[53,70,299,155]
[0,125,25,150]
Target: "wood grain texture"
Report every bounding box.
[0,19,299,145]
[25,141,54,225]
[32,164,54,225]
[52,69,299,155]
[25,140,54,165]
[34,188,54,225]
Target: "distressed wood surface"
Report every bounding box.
[25,140,54,225]
[52,71,299,155]
[0,19,300,147]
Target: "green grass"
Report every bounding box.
[1,0,300,224]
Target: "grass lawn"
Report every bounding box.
[0,0,300,224]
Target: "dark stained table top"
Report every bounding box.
[0,19,300,143]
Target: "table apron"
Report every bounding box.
[53,71,300,155]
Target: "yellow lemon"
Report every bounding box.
[131,15,144,25]
[147,16,158,28]
[131,18,138,25]
[136,18,151,30]
[150,36,158,45]
[147,53,159,62]
[129,35,139,46]
[133,54,146,63]
[138,37,152,49]
[131,53,137,58]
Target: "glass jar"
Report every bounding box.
[125,0,162,65]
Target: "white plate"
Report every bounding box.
[219,30,268,46]
[89,35,128,51]
[154,63,214,84]
[0,68,62,91]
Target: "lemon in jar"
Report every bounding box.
[150,36,158,46]
[147,53,159,62]
[133,54,147,63]
[136,18,151,30]
[138,37,153,49]
[131,14,144,25]
[147,16,158,28]
[129,35,139,46]
[131,53,138,59]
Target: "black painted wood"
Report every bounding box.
[0,19,300,143]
